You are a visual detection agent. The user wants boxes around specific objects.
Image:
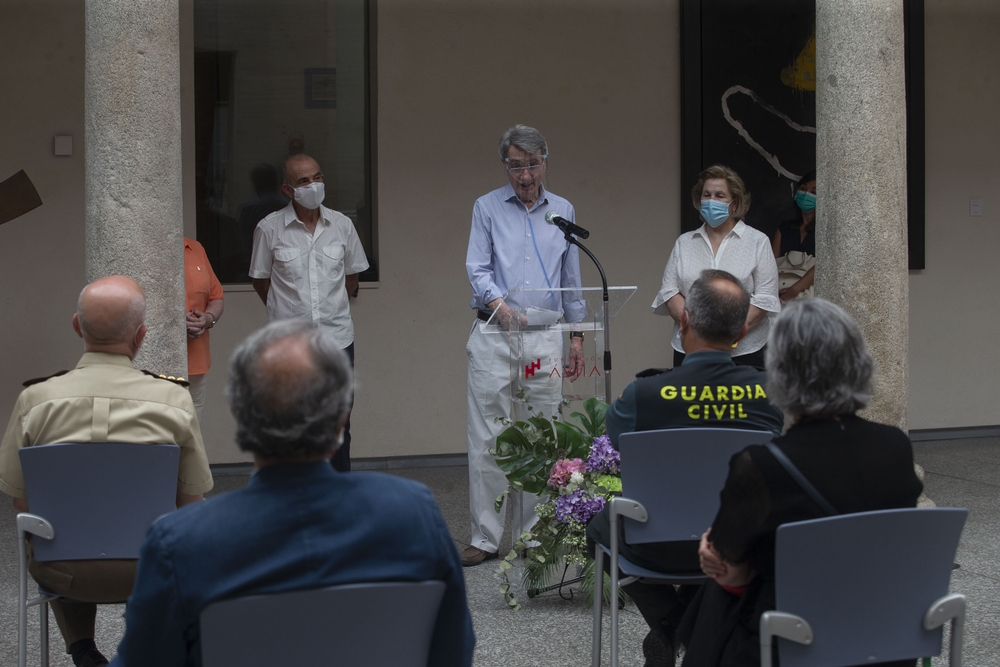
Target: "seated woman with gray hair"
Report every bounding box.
[677,298,923,667]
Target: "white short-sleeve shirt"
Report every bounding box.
[249,203,370,349]
[652,221,780,356]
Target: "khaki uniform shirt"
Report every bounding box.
[0,352,213,499]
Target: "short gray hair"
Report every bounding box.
[685,269,750,344]
[227,320,354,460]
[765,298,875,416]
[498,124,548,160]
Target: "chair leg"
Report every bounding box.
[950,612,964,667]
[18,531,28,667]
[18,598,27,667]
[592,549,604,667]
[610,549,619,667]
[40,600,49,667]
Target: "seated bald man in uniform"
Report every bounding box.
[587,269,784,667]
[0,276,213,667]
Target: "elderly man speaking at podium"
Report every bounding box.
[463,124,587,567]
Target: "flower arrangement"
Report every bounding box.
[490,396,621,609]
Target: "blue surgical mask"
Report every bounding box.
[794,191,816,212]
[700,199,732,227]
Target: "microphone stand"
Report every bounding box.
[525,229,612,599]
[561,230,613,403]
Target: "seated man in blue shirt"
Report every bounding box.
[111,320,474,667]
[588,269,783,667]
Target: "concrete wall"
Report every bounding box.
[0,0,996,465]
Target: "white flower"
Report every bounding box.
[570,471,585,485]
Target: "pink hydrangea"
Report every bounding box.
[548,457,585,488]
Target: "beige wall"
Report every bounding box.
[360,0,682,458]
[0,2,87,405]
[909,0,1000,429]
[0,0,996,465]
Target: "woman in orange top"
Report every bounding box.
[184,237,224,418]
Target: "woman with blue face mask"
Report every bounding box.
[772,170,817,304]
[652,165,781,368]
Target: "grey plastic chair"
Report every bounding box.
[591,427,773,667]
[761,507,968,667]
[16,442,181,667]
[200,580,447,667]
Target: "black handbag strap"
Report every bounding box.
[765,442,838,517]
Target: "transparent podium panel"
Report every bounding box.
[476,287,636,421]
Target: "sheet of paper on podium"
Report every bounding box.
[499,286,636,416]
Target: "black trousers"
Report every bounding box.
[587,504,701,634]
[330,342,354,472]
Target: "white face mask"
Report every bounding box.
[292,182,325,210]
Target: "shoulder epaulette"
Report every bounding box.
[635,367,672,379]
[141,370,190,388]
[22,370,70,387]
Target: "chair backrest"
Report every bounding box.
[19,442,180,561]
[618,427,772,543]
[200,580,447,667]
[774,507,968,667]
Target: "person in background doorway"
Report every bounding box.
[771,170,816,305]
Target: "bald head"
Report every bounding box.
[282,154,322,188]
[74,276,147,354]
[254,335,321,416]
[228,320,353,462]
[682,270,751,350]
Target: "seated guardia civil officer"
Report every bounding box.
[110,319,475,667]
[0,275,213,667]
[588,269,783,667]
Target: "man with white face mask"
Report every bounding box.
[249,154,369,471]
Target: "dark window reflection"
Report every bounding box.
[193,0,375,284]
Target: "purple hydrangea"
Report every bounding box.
[585,435,620,475]
[554,489,606,524]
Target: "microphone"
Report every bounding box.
[544,211,590,239]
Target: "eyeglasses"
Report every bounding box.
[504,156,547,175]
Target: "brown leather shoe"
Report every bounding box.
[460,545,498,567]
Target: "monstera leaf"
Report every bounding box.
[491,403,600,501]
[569,397,609,438]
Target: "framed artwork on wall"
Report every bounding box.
[305,67,337,109]
[680,0,924,269]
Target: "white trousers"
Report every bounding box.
[466,322,563,552]
[187,373,208,420]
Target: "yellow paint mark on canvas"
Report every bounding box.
[781,29,816,92]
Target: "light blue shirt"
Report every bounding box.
[466,183,586,322]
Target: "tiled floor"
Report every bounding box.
[1,438,996,666]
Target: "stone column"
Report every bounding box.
[85,0,187,376]
[815,0,908,431]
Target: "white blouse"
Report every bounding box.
[652,221,780,356]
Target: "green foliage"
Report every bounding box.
[491,397,606,496]
[577,559,629,608]
[570,397,610,438]
[492,397,617,609]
